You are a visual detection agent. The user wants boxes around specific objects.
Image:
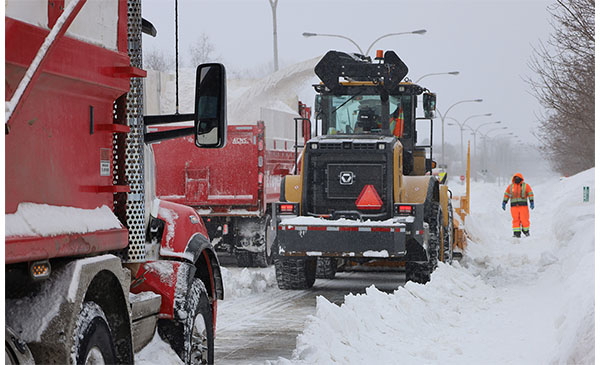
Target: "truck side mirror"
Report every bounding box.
[194,63,227,148]
[423,92,436,119]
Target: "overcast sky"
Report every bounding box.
[142,0,555,147]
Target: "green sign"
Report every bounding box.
[583,186,590,202]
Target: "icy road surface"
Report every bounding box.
[137,169,594,364]
[215,268,404,364]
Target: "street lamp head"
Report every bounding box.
[484,113,492,116]
[502,126,508,129]
[448,71,460,75]
[302,32,317,37]
[412,29,427,35]
[474,99,483,102]
[494,121,501,124]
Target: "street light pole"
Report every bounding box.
[478,127,508,170]
[466,120,501,165]
[302,32,364,54]
[447,113,492,172]
[269,0,279,71]
[302,29,426,57]
[437,98,483,168]
[414,71,460,83]
[364,29,426,56]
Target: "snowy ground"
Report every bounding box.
[275,169,595,364]
[136,169,595,364]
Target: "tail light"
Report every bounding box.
[395,204,415,216]
[30,260,51,280]
[277,203,298,215]
[258,172,264,185]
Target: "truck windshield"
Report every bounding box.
[320,94,413,137]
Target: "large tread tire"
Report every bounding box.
[73,302,117,365]
[234,250,253,267]
[315,258,337,279]
[406,203,442,285]
[158,279,214,364]
[252,215,274,268]
[405,262,432,284]
[274,257,317,290]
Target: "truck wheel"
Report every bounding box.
[158,278,214,364]
[315,258,337,279]
[73,302,117,365]
[234,250,253,267]
[274,257,317,290]
[252,215,274,268]
[406,203,442,284]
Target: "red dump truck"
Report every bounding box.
[5,1,226,363]
[154,104,311,267]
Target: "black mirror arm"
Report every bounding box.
[144,127,194,144]
[143,113,196,144]
[144,113,195,126]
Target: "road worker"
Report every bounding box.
[390,105,404,138]
[502,173,534,237]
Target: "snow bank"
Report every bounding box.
[5,203,122,237]
[135,330,183,365]
[145,57,320,124]
[284,169,595,364]
[221,267,277,300]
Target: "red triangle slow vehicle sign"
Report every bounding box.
[355,184,383,210]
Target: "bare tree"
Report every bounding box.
[527,0,595,176]
[188,33,219,67]
[144,48,173,72]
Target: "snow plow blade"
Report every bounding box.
[277,219,419,259]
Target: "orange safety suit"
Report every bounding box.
[503,173,534,235]
[390,106,404,138]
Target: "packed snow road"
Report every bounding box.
[137,170,594,364]
[215,268,405,364]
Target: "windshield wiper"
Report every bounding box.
[330,89,365,116]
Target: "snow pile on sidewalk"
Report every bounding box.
[285,169,595,364]
[221,267,277,300]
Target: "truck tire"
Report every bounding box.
[406,203,442,284]
[234,250,253,267]
[158,279,214,364]
[73,302,117,365]
[252,215,274,268]
[274,257,317,290]
[315,258,337,279]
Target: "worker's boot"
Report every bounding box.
[523,230,530,237]
[513,231,521,238]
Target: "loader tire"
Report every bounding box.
[235,250,253,267]
[274,257,317,290]
[406,203,442,284]
[315,258,337,279]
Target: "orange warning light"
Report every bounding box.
[375,50,384,59]
[355,185,383,210]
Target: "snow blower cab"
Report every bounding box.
[313,50,437,174]
[273,50,455,288]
